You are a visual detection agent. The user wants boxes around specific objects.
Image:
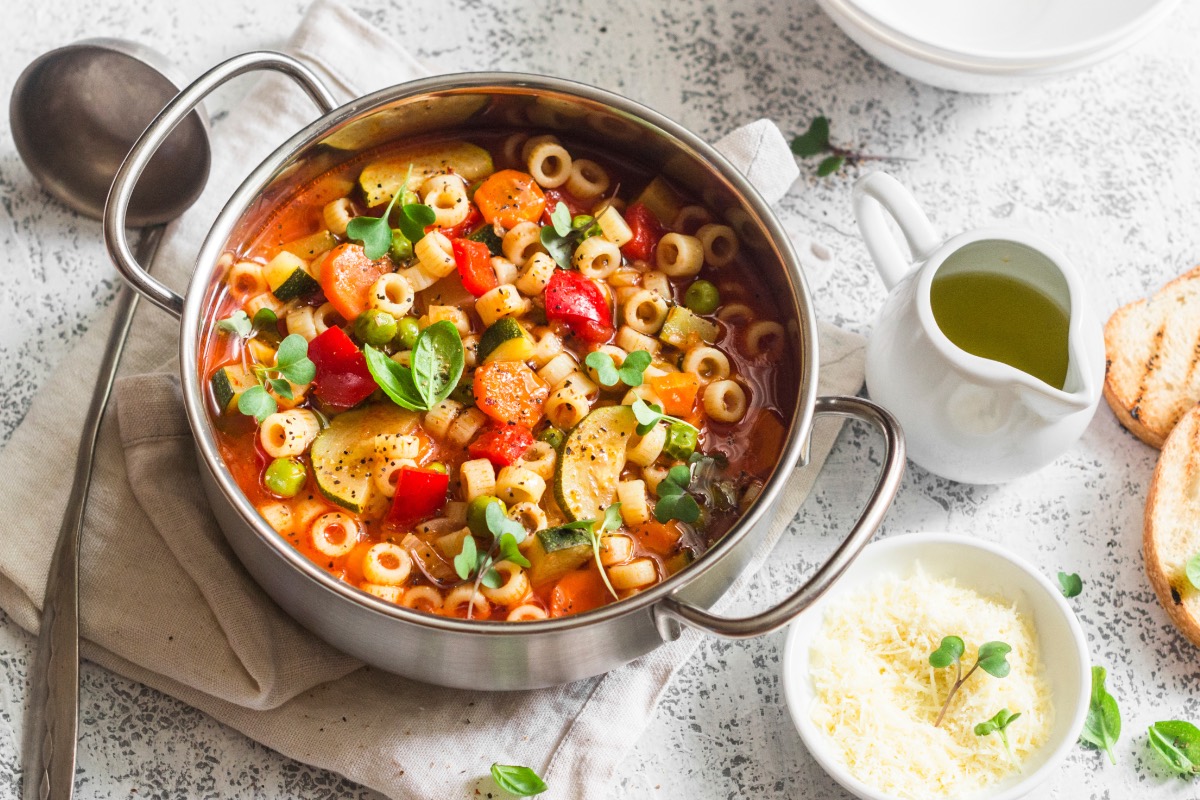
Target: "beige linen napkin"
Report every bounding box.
[0,1,866,796]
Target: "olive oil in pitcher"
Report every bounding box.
[929,271,1071,389]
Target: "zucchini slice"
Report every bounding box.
[554,405,639,522]
[264,251,320,301]
[525,527,594,586]
[634,176,683,226]
[211,365,258,413]
[310,404,419,513]
[358,141,494,208]
[477,318,535,363]
[278,230,337,261]
[467,224,505,256]
[658,306,719,349]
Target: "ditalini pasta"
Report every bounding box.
[202,132,794,620]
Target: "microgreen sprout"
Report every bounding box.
[790,115,908,178]
[974,708,1022,769]
[539,201,601,268]
[455,501,531,612]
[585,349,651,389]
[630,398,699,438]
[928,636,1012,727]
[1081,665,1122,764]
[346,165,438,260]
[558,503,624,599]
[654,464,701,525]
[235,333,316,423]
[216,307,278,339]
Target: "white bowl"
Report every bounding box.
[817,0,1181,93]
[782,532,1090,800]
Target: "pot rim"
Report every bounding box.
[179,71,819,636]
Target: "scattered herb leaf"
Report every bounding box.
[790,115,906,178]
[217,310,253,337]
[653,463,701,525]
[975,708,1022,768]
[486,500,528,546]
[347,185,403,260]
[1058,571,1083,598]
[929,635,965,669]
[490,763,548,796]
[454,533,478,581]
[231,333,316,423]
[236,385,277,423]
[1081,665,1122,764]
[1148,720,1200,776]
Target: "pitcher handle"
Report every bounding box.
[104,51,338,318]
[852,172,941,290]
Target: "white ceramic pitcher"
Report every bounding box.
[853,172,1104,484]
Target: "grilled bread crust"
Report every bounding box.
[1104,265,1200,448]
[1145,405,1200,647]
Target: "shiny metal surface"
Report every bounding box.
[107,57,905,689]
[10,38,210,227]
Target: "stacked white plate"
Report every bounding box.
[817,0,1182,93]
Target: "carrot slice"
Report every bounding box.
[318,243,392,320]
[631,519,683,556]
[473,360,549,428]
[473,169,547,228]
[649,372,700,418]
[549,567,610,617]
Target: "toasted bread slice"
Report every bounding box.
[1104,265,1200,448]
[1145,405,1200,647]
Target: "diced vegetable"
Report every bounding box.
[549,566,610,616]
[466,495,506,537]
[631,519,683,556]
[467,224,504,256]
[277,230,338,262]
[353,309,398,347]
[451,238,498,297]
[211,365,258,413]
[358,141,494,207]
[468,424,535,468]
[473,361,549,428]
[634,177,683,226]
[477,318,535,363]
[473,169,546,228]
[527,527,594,586]
[318,243,392,320]
[663,422,698,460]
[554,405,638,521]
[544,269,614,343]
[620,202,665,262]
[435,204,482,239]
[649,371,701,418]
[684,280,720,314]
[310,404,419,512]
[264,457,308,497]
[308,326,377,408]
[264,251,320,301]
[658,306,719,349]
[386,466,451,526]
[663,548,696,576]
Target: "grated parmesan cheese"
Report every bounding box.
[809,569,1053,798]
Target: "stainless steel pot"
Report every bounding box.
[104,52,906,690]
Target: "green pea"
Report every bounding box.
[390,230,413,262]
[426,461,448,474]
[538,426,565,450]
[467,495,507,537]
[394,316,421,349]
[264,457,307,497]
[684,280,720,315]
[663,422,698,461]
[354,309,398,346]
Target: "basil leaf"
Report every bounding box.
[1187,553,1200,590]
[1058,571,1083,598]
[1081,665,1122,764]
[929,636,965,668]
[363,345,427,411]
[454,535,477,581]
[490,763,548,796]
[790,115,831,157]
[976,641,1012,678]
[217,310,253,338]
[237,384,277,423]
[268,378,294,400]
[411,321,465,409]
[1148,721,1200,775]
[584,351,619,387]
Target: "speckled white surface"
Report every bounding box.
[2,1,1200,798]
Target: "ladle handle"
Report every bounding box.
[852,171,941,291]
[653,395,905,640]
[104,51,338,318]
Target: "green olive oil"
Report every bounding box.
[929,271,1070,389]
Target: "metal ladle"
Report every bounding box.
[10,38,211,800]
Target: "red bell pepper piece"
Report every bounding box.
[540,189,588,225]
[620,202,664,262]
[430,203,482,240]
[387,466,450,526]
[467,424,535,468]
[451,238,498,297]
[544,269,614,343]
[307,326,376,408]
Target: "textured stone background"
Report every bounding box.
[2,0,1200,797]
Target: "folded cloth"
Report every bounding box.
[0,0,866,796]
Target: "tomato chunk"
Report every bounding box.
[621,202,664,262]
[307,326,376,408]
[544,269,614,344]
[549,567,610,617]
[434,203,482,239]
[540,189,588,225]
[318,243,392,320]
[387,467,450,526]
[474,169,546,228]
[467,424,535,468]
[474,361,549,428]
[451,238,498,297]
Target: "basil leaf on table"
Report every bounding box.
[1081,665,1122,764]
[411,320,465,409]
[1148,720,1200,776]
[490,763,547,796]
[363,345,426,411]
[1058,571,1083,598]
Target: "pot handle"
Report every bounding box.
[104,51,338,318]
[653,395,905,640]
